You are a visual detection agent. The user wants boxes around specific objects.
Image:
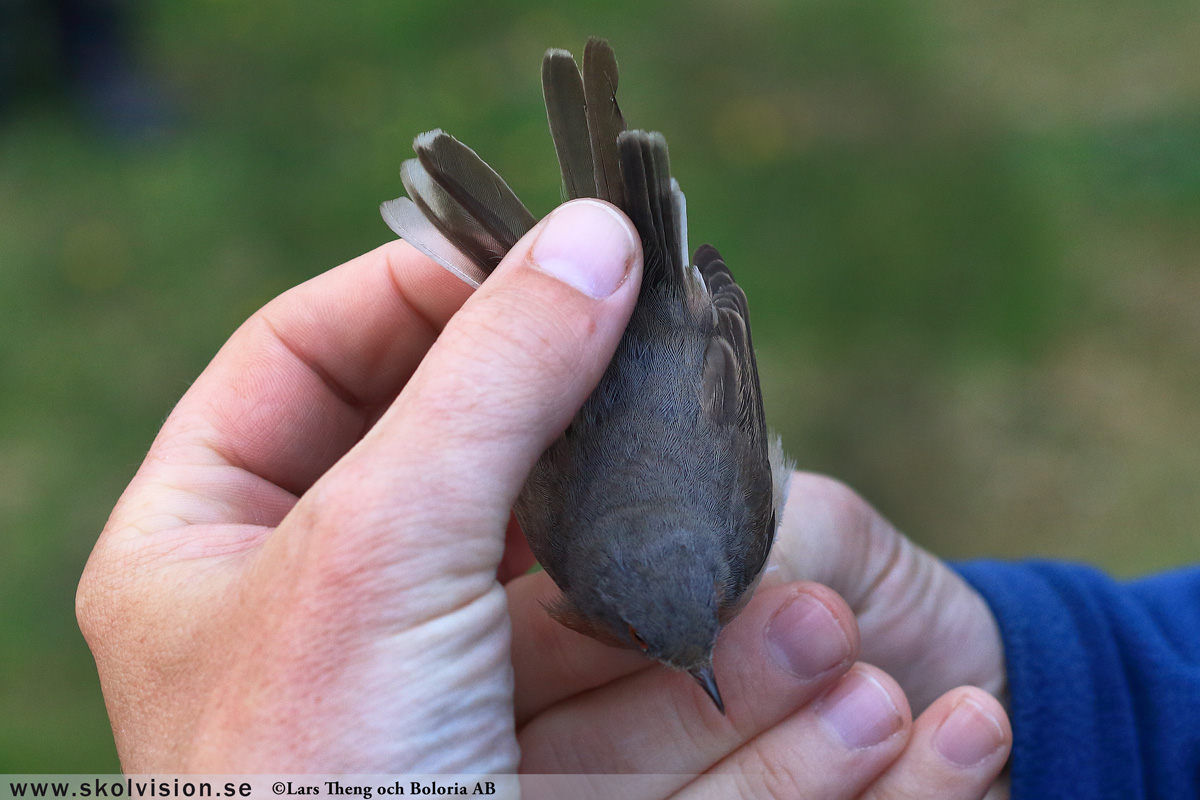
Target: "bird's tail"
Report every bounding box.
[615,129,692,295]
[380,129,536,286]
[381,38,691,292]
[542,38,625,206]
[545,39,692,294]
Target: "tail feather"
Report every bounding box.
[542,38,626,207]
[582,38,626,206]
[380,195,489,286]
[413,130,536,250]
[402,130,536,276]
[617,130,689,291]
[671,178,690,284]
[398,157,504,272]
[542,49,596,200]
[385,130,533,279]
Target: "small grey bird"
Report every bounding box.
[381,38,790,714]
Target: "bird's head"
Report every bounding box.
[550,532,731,713]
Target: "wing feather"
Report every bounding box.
[695,244,775,590]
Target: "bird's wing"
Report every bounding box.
[694,244,776,599]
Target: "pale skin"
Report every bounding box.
[78,200,1012,798]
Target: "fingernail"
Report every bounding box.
[933,697,1006,767]
[530,199,637,298]
[818,669,904,750]
[767,592,852,679]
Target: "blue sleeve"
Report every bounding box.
[955,561,1200,800]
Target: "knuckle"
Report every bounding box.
[74,529,157,654]
[537,621,592,699]
[301,475,361,533]
[75,532,131,647]
[75,559,106,644]
[782,472,895,590]
[297,482,396,578]
[521,714,600,773]
[414,288,594,443]
[290,477,474,622]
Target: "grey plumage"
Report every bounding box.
[381,38,788,714]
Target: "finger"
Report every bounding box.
[679,664,911,800]
[769,472,1005,711]
[518,582,860,782]
[295,199,642,621]
[110,239,474,536]
[861,687,1011,800]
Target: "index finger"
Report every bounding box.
[114,239,473,534]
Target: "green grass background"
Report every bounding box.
[3,0,1200,770]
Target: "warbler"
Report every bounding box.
[381,38,790,714]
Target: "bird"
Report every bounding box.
[381,38,790,715]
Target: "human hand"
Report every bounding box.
[76,199,642,771]
[77,199,1010,795]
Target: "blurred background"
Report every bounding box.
[2,0,1199,771]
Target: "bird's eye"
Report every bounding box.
[628,625,650,652]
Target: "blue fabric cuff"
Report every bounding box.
[954,560,1185,800]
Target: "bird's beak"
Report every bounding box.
[689,664,725,715]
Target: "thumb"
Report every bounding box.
[311,198,642,598]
